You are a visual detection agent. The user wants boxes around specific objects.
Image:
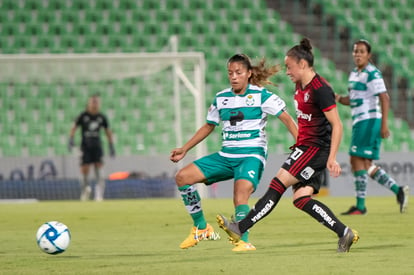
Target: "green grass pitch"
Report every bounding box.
[0,196,413,274]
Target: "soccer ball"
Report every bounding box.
[36,221,71,254]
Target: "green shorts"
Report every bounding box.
[349,118,381,160]
[194,152,264,191]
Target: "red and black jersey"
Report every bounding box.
[293,74,336,149]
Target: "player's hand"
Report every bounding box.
[334,94,341,102]
[109,143,116,158]
[327,159,341,178]
[381,127,390,139]
[68,137,75,152]
[170,148,186,163]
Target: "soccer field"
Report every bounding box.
[0,197,412,275]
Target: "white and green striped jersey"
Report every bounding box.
[348,63,387,125]
[207,84,286,163]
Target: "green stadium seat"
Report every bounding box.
[142,21,161,35]
[1,0,410,157]
[211,20,232,34]
[211,0,232,9]
[85,9,103,23]
[0,10,9,23]
[2,22,19,36]
[22,0,43,10]
[118,0,137,10]
[109,9,125,23]
[1,0,19,10]
[1,145,22,157]
[167,21,186,35]
[61,9,79,23]
[14,9,32,23]
[71,0,91,10]
[188,0,208,10]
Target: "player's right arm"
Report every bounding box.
[68,123,78,151]
[68,114,82,152]
[278,111,298,141]
[170,123,215,163]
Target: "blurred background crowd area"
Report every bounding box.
[1,0,413,158]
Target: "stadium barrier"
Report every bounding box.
[0,178,176,200]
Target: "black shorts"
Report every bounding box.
[80,146,103,165]
[281,145,329,194]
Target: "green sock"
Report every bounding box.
[372,168,400,195]
[354,170,368,210]
[178,185,206,229]
[235,204,250,242]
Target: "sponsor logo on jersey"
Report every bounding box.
[300,166,315,180]
[223,132,252,140]
[251,200,274,222]
[246,94,255,106]
[312,204,336,227]
[296,109,312,121]
[222,99,229,105]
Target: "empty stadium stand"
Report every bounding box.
[0,0,412,157]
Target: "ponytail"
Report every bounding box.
[286,37,314,67]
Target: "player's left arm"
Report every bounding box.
[378,92,390,139]
[104,127,115,157]
[324,107,342,178]
[102,115,115,157]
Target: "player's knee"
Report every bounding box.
[175,168,198,187]
[367,164,379,178]
[175,169,187,187]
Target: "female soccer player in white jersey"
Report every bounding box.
[217,38,359,253]
[336,39,409,215]
[170,54,298,251]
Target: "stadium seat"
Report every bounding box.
[0,0,411,157]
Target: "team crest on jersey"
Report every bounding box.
[246,94,255,106]
[304,92,310,102]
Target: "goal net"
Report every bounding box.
[0,41,207,159]
[0,36,209,199]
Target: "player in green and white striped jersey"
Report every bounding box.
[170,54,298,251]
[336,40,409,215]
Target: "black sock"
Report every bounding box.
[294,196,346,237]
[238,177,286,233]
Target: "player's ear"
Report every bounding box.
[299,59,306,69]
[247,69,252,78]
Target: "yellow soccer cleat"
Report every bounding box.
[179,223,215,249]
[337,228,359,253]
[232,240,256,252]
[216,214,242,243]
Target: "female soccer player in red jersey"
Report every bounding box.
[217,38,359,253]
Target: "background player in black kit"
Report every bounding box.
[69,94,115,201]
[217,38,359,253]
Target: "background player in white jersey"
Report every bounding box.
[170,54,298,251]
[69,95,115,201]
[336,40,409,215]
